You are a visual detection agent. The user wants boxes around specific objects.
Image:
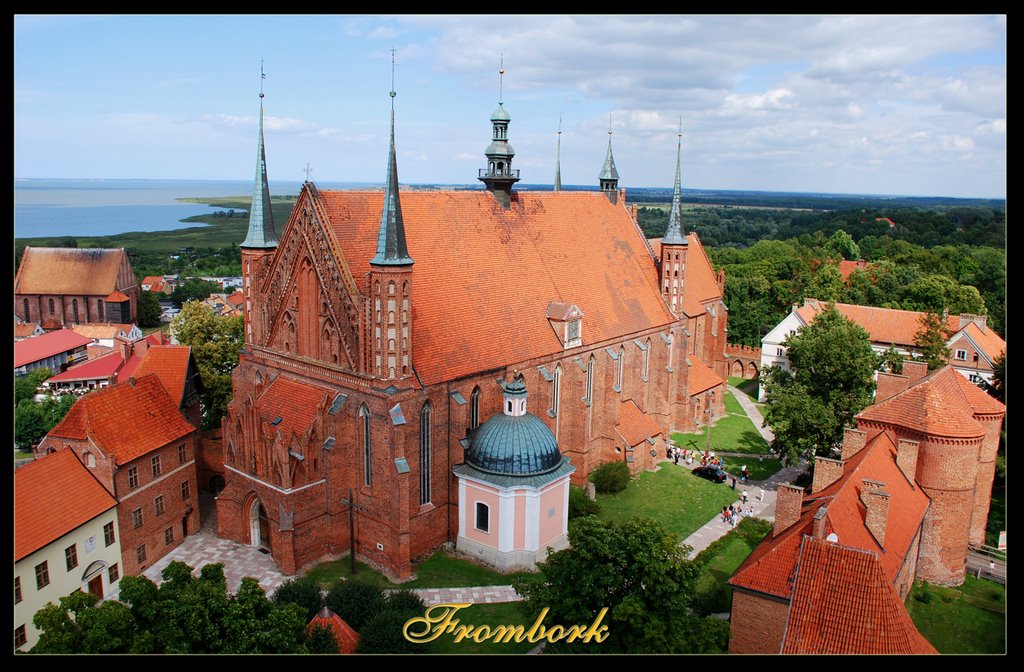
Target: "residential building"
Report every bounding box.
[14,323,44,340]
[15,449,121,652]
[70,322,143,348]
[14,328,92,376]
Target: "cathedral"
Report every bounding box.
[215,77,732,579]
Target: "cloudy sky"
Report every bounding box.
[14,15,1006,198]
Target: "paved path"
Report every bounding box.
[728,385,774,444]
[407,585,523,606]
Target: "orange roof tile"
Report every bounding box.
[781,537,936,654]
[836,259,871,280]
[118,353,143,381]
[617,399,663,447]
[731,431,930,597]
[954,321,1006,363]
[680,233,723,317]
[47,350,125,383]
[15,247,129,296]
[257,376,327,439]
[14,329,93,368]
[16,449,117,561]
[227,290,244,308]
[133,346,193,406]
[308,607,360,653]
[857,366,1002,437]
[141,276,163,286]
[105,291,130,302]
[47,374,195,464]
[795,300,959,348]
[319,190,676,386]
[145,330,170,346]
[41,317,63,330]
[14,323,41,338]
[686,355,724,396]
[70,323,136,340]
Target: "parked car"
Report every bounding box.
[693,466,727,483]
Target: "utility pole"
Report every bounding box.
[339,488,366,575]
[704,390,714,454]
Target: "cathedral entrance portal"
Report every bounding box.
[249,498,271,551]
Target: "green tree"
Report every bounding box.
[170,278,223,308]
[356,610,420,654]
[137,290,164,328]
[877,345,905,374]
[513,516,715,654]
[806,263,845,302]
[825,229,860,261]
[913,310,950,371]
[306,622,341,654]
[15,367,53,404]
[273,577,324,621]
[986,352,1005,402]
[325,579,386,632]
[171,301,243,428]
[761,306,877,464]
[15,393,75,450]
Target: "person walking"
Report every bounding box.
[758,487,765,502]
[731,476,737,490]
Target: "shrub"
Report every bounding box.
[915,590,934,604]
[356,610,419,654]
[589,460,631,494]
[324,579,386,631]
[384,589,426,619]
[272,577,323,621]
[691,583,732,616]
[568,484,600,519]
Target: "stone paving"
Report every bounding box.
[407,585,523,606]
[140,531,288,596]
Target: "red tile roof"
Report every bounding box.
[15,449,117,561]
[781,537,937,654]
[857,366,1002,437]
[617,399,663,447]
[14,323,41,338]
[796,300,959,348]
[70,323,136,341]
[47,374,195,465]
[46,350,125,383]
[731,431,929,597]
[680,233,723,317]
[318,190,676,386]
[105,290,131,302]
[14,329,93,368]
[257,375,327,439]
[954,321,1006,364]
[133,345,193,405]
[836,259,871,280]
[144,330,170,346]
[119,353,143,380]
[227,290,244,308]
[686,355,724,396]
[307,607,359,654]
[15,247,129,296]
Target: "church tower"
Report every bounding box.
[660,124,688,316]
[367,68,415,383]
[553,118,562,192]
[599,121,619,203]
[240,66,278,346]
[478,61,520,208]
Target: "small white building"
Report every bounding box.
[15,449,122,652]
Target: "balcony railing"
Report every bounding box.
[478,168,520,179]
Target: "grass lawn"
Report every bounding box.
[727,376,759,401]
[423,602,535,654]
[671,410,770,455]
[402,551,536,589]
[721,458,781,482]
[596,466,740,541]
[301,558,395,589]
[15,450,34,460]
[723,390,745,415]
[692,518,772,614]
[906,576,1005,654]
[985,482,1005,549]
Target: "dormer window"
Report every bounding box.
[567,319,580,343]
[547,302,584,349]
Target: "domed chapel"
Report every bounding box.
[215,67,732,579]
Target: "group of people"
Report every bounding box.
[722,502,755,528]
[667,445,695,466]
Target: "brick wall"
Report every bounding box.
[729,589,789,653]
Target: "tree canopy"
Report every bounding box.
[914,309,951,371]
[137,290,163,328]
[171,301,244,428]
[761,306,877,465]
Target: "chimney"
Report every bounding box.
[903,360,929,384]
[875,371,910,402]
[812,456,846,493]
[774,484,805,537]
[114,336,130,361]
[860,480,890,547]
[630,203,638,225]
[958,313,987,332]
[133,338,149,361]
[841,427,868,460]
[896,438,920,486]
[812,504,828,539]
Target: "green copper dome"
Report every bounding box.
[491,103,511,122]
[467,413,563,476]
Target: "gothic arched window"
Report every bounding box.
[360,404,371,487]
[48,298,55,314]
[552,364,562,417]
[585,355,595,405]
[616,346,624,392]
[72,299,79,323]
[420,402,432,505]
[470,386,481,431]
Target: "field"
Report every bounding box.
[906,576,1005,654]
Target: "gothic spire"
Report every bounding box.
[478,58,520,208]
[371,50,413,266]
[662,120,687,246]
[599,116,619,192]
[241,61,278,249]
[554,117,562,192]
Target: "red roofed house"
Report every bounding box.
[36,374,200,578]
[307,606,359,653]
[836,258,871,281]
[946,314,1005,386]
[132,344,205,428]
[729,428,936,654]
[15,322,45,340]
[141,276,172,295]
[215,91,730,579]
[15,449,121,652]
[15,247,139,327]
[14,328,93,376]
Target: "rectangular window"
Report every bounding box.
[151,455,162,477]
[15,577,22,604]
[103,521,116,547]
[35,561,49,590]
[65,544,78,571]
[955,349,968,361]
[475,502,490,533]
[155,495,165,516]
[136,545,147,565]
[181,480,191,501]
[108,563,119,584]
[128,466,139,490]
[132,507,144,529]
[15,625,26,649]
[165,527,174,546]
[777,347,785,356]
[178,444,187,464]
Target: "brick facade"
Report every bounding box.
[728,589,789,654]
